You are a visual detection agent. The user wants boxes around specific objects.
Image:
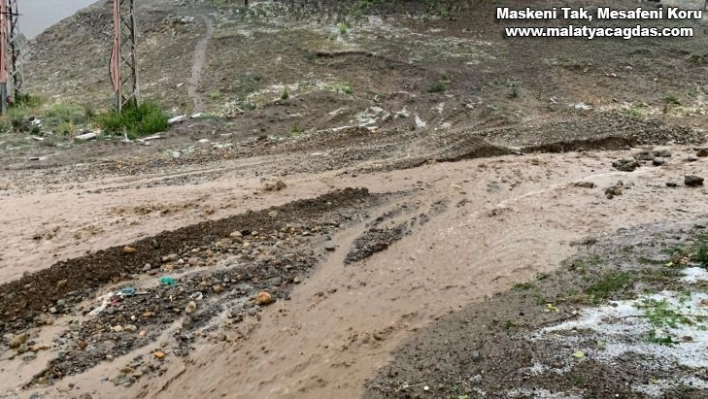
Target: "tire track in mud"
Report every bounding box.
[188,15,214,114]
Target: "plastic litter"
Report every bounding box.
[159,276,175,286]
[120,287,136,297]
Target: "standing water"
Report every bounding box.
[21,0,99,39]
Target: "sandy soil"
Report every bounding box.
[1,0,708,398]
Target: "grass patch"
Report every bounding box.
[288,124,303,137]
[585,271,633,303]
[513,282,535,291]
[427,81,446,93]
[664,93,680,106]
[691,243,708,268]
[329,83,353,95]
[95,101,168,139]
[281,87,290,100]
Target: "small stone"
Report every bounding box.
[652,157,665,166]
[293,276,302,284]
[143,311,154,318]
[666,182,678,188]
[324,242,336,251]
[112,325,124,332]
[247,308,259,316]
[123,246,137,254]
[212,284,224,294]
[229,231,243,238]
[56,279,68,289]
[685,175,704,187]
[268,210,278,218]
[185,301,197,314]
[654,148,671,158]
[687,156,699,162]
[268,277,282,287]
[124,325,138,333]
[254,291,273,306]
[697,148,708,157]
[142,264,152,272]
[49,307,58,314]
[573,181,596,188]
[154,351,166,360]
[9,333,28,349]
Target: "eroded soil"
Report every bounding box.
[1,0,707,398]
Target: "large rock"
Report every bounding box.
[612,159,639,172]
[684,175,704,187]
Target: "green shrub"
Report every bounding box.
[427,81,446,93]
[96,101,168,139]
[42,102,88,128]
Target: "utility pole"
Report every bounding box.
[0,0,8,114]
[7,0,22,101]
[110,0,140,113]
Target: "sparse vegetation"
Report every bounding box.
[585,271,633,303]
[289,124,304,137]
[281,87,290,100]
[513,282,535,290]
[427,81,446,93]
[95,101,169,139]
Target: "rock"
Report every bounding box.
[22,352,37,362]
[154,351,166,360]
[229,231,243,238]
[254,291,273,306]
[167,115,187,125]
[654,148,671,157]
[124,325,138,333]
[185,301,197,314]
[268,210,279,218]
[687,156,699,162]
[56,279,68,289]
[123,246,137,254]
[636,151,654,161]
[685,175,704,187]
[112,325,124,332]
[247,308,259,316]
[652,157,665,166]
[143,311,154,318]
[49,307,58,314]
[263,180,287,192]
[142,263,152,272]
[268,277,282,287]
[573,181,596,189]
[324,241,336,251]
[666,182,678,188]
[697,148,708,157]
[9,333,28,348]
[612,159,639,172]
[212,284,224,294]
[293,276,302,284]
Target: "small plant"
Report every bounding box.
[58,121,77,136]
[645,329,677,346]
[95,101,168,139]
[692,243,708,268]
[14,93,42,108]
[439,70,449,82]
[331,83,353,95]
[513,282,535,290]
[536,272,550,281]
[338,22,349,35]
[427,81,446,93]
[289,124,303,137]
[281,87,290,100]
[508,82,519,98]
[42,102,88,128]
[664,93,680,106]
[585,272,633,303]
[208,90,222,100]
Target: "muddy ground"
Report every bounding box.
[1,0,708,398]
